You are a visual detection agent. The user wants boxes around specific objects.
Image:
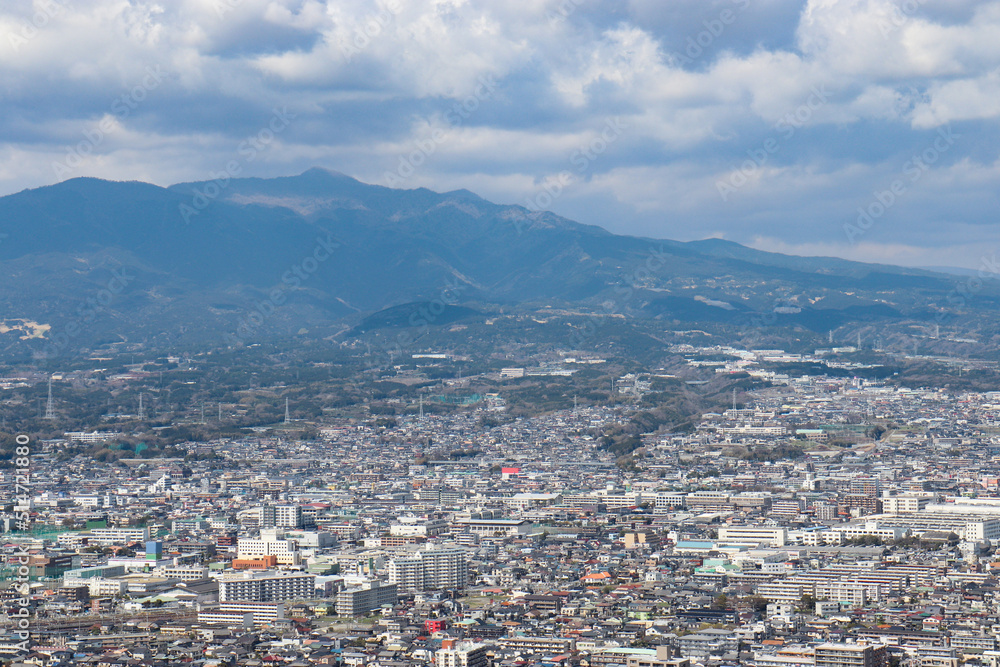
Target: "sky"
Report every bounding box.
[1,0,999,269]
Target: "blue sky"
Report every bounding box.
[1,0,999,268]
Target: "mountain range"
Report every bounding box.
[0,168,993,359]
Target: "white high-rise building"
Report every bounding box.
[260,503,303,528]
[388,546,468,593]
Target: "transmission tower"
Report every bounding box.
[44,377,55,420]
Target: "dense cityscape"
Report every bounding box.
[4,1,1000,665]
[0,343,999,667]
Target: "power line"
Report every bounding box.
[44,376,55,420]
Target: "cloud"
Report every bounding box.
[0,0,997,268]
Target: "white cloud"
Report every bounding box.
[0,0,997,266]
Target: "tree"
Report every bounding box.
[866,425,887,441]
[740,596,768,613]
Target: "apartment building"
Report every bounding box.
[388,546,468,593]
[260,504,303,529]
[198,602,285,627]
[335,581,398,616]
[813,643,888,667]
[218,571,316,603]
[435,641,490,667]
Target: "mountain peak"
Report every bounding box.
[298,167,353,181]
[0,169,978,359]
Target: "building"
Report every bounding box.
[453,518,530,537]
[198,602,285,627]
[655,493,687,512]
[503,493,563,511]
[388,546,468,593]
[261,504,303,529]
[842,494,882,516]
[63,431,120,443]
[813,643,888,667]
[882,495,933,515]
[675,630,740,658]
[851,479,882,497]
[867,511,1000,541]
[335,581,398,616]
[237,530,301,566]
[822,522,909,543]
[28,552,74,578]
[283,530,336,549]
[771,498,805,517]
[816,502,840,521]
[218,571,316,603]
[592,648,687,667]
[435,640,490,667]
[717,526,787,547]
[70,577,128,597]
[389,518,449,537]
[497,637,576,653]
[85,527,149,546]
[686,492,734,512]
[63,565,126,584]
[949,635,997,652]
[232,556,279,571]
[152,564,209,581]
